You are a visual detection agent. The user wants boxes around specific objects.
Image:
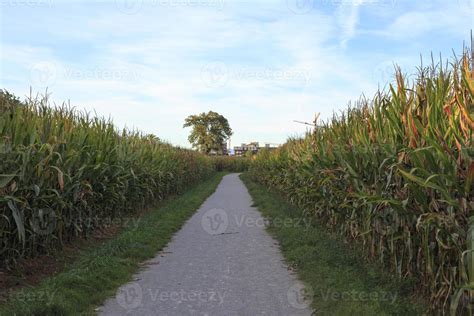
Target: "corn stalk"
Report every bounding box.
[250,50,474,313]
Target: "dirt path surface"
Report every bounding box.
[100,173,312,316]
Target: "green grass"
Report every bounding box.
[240,173,426,316]
[0,172,226,315]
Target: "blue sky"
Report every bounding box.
[1,0,473,147]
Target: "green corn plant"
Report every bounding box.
[250,49,474,313]
[0,92,215,266]
[213,156,251,172]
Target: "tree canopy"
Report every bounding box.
[183,111,232,154]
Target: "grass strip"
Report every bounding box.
[0,172,227,315]
[240,173,426,315]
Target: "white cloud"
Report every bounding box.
[370,1,472,40]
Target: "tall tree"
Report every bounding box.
[183,111,232,154]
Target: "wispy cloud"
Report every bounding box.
[337,2,361,48]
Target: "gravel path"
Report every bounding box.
[100,173,313,316]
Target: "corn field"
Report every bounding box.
[0,92,219,267]
[213,156,251,172]
[250,53,474,313]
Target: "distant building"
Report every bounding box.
[232,141,278,156]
